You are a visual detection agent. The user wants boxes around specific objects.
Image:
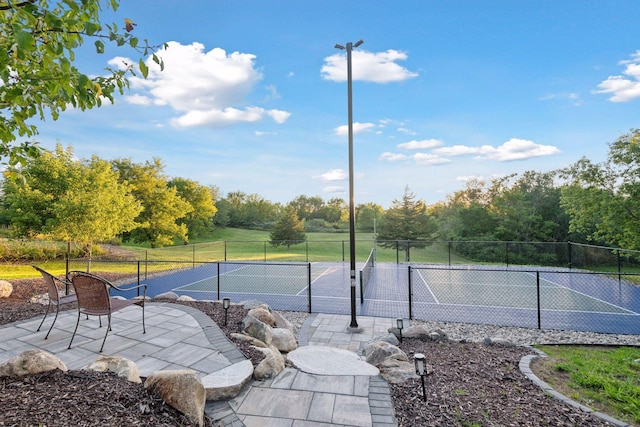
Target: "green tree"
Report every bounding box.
[356,202,384,232]
[111,158,191,247]
[561,129,640,250]
[377,186,437,259]
[2,144,140,256]
[168,177,217,240]
[0,0,165,168]
[269,206,306,248]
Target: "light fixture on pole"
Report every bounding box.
[334,38,364,329]
[222,297,230,326]
[414,353,427,402]
[396,318,404,343]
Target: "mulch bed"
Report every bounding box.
[0,276,617,426]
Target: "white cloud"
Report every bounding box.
[122,41,291,127]
[594,50,640,102]
[413,153,450,165]
[476,138,560,161]
[433,139,559,162]
[124,94,153,105]
[539,92,582,106]
[398,139,443,150]
[321,49,418,83]
[379,152,408,161]
[323,186,345,194]
[316,169,348,182]
[334,122,376,136]
[433,145,481,156]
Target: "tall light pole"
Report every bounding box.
[335,39,363,329]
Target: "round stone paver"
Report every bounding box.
[287,346,380,376]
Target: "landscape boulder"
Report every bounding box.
[0,350,67,376]
[378,357,420,384]
[243,314,273,346]
[153,291,179,300]
[272,311,295,332]
[86,355,141,383]
[248,306,276,327]
[0,280,12,298]
[201,359,254,401]
[401,324,431,340]
[253,345,285,380]
[271,328,297,353]
[363,341,407,366]
[145,369,206,427]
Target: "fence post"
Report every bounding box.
[408,266,413,320]
[505,242,509,267]
[618,251,622,284]
[567,241,573,269]
[136,261,141,296]
[342,241,345,262]
[307,262,312,313]
[536,271,541,329]
[144,250,148,280]
[396,241,399,264]
[65,242,70,294]
[217,262,220,301]
[224,241,227,261]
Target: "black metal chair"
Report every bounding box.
[68,271,147,352]
[33,265,77,340]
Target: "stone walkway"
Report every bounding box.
[208,313,399,427]
[0,304,398,427]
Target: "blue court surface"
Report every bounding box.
[114,261,640,335]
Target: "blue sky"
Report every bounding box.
[35,0,640,208]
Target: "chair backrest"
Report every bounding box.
[33,265,63,304]
[71,272,111,313]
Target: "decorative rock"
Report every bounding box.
[0,280,12,298]
[154,291,179,300]
[86,355,141,383]
[145,369,206,427]
[253,345,285,380]
[432,328,448,341]
[243,314,273,346]
[371,333,400,347]
[272,311,294,332]
[0,350,67,376]
[271,328,297,353]
[201,360,254,401]
[248,307,276,327]
[363,341,407,366]
[378,358,418,384]
[230,332,267,348]
[177,295,197,302]
[402,324,431,340]
[240,300,269,310]
[484,337,516,347]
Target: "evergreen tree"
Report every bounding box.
[269,207,306,249]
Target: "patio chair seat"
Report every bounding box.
[33,265,77,340]
[68,271,147,353]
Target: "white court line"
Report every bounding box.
[523,271,637,315]
[414,270,440,304]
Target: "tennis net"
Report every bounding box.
[359,248,375,303]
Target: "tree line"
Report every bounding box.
[1,129,639,257]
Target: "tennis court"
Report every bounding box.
[114,260,640,334]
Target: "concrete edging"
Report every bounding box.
[519,351,631,427]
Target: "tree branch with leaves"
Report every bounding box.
[0,0,166,168]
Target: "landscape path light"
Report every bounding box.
[414,353,427,402]
[334,39,363,330]
[396,318,404,343]
[222,297,230,326]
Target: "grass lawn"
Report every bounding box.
[533,345,640,426]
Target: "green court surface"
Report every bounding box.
[175,263,322,295]
[415,269,631,314]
